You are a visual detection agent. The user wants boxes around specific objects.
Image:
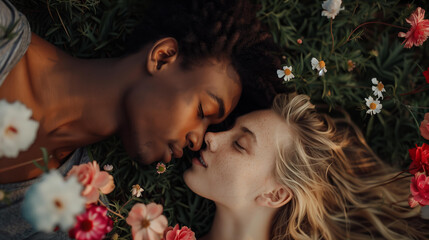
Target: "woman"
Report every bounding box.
[184,94,427,240]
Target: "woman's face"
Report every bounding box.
[184,110,292,207]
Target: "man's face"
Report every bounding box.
[120,58,241,165]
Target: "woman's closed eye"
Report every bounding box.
[234,140,245,152]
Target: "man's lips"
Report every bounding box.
[169,143,184,159]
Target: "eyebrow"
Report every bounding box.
[240,126,257,143]
[206,91,225,118]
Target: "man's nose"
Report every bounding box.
[186,127,205,151]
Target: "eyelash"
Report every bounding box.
[198,103,205,119]
[234,140,244,151]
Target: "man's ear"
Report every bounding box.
[255,186,293,209]
[146,37,178,74]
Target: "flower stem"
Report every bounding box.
[118,198,133,213]
[346,21,408,42]
[330,18,335,54]
[399,86,429,97]
[384,84,429,100]
[98,199,125,220]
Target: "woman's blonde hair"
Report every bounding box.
[270,94,427,240]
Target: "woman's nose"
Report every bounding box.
[204,132,218,152]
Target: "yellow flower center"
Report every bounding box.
[54,199,63,209]
[284,69,291,76]
[141,219,151,228]
[347,60,354,67]
[132,185,142,194]
[5,125,18,136]
[319,60,325,68]
[377,82,384,91]
[370,102,377,110]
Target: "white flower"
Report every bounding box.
[321,0,345,19]
[277,66,295,82]
[371,78,386,99]
[365,96,382,115]
[131,184,144,198]
[103,164,113,172]
[0,100,39,158]
[22,170,85,232]
[311,57,327,76]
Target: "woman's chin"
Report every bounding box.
[183,170,209,199]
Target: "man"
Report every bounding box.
[0,0,283,238]
[0,0,282,182]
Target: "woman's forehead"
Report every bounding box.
[237,110,290,142]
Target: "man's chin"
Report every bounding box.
[131,151,159,166]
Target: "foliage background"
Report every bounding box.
[10,0,429,238]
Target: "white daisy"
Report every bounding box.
[321,0,345,19]
[371,78,386,99]
[311,57,327,76]
[103,164,113,172]
[0,100,39,158]
[22,170,85,232]
[277,66,295,82]
[131,184,144,198]
[365,96,382,115]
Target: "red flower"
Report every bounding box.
[69,204,113,240]
[408,143,429,174]
[420,113,429,140]
[398,7,429,48]
[409,172,429,207]
[164,224,196,240]
[423,67,429,84]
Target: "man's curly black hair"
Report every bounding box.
[126,0,287,121]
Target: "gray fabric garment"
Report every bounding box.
[0,0,31,85]
[0,148,91,240]
[0,2,105,239]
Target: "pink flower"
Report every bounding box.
[424,67,429,83]
[164,224,196,240]
[156,163,166,174]
[126,203,168,240]
[68,204,113,240]
[409,172,429,207]
[408,194,419,208]
[408,143,429,174]
[420,113,429,140]
[398,7,429,48]
[67,161,115,204]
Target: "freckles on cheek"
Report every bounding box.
[213,157,255,194]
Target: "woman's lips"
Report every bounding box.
[192,153,208,168]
